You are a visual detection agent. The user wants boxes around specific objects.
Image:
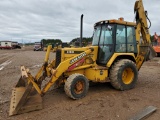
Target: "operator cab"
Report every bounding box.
[92,19,137,65]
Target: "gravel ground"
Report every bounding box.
[0,46,160,120]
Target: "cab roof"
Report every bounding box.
[94,18,136,27]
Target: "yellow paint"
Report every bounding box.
[95,19,136,26]
[85,68,108,82]
[107,53,135,67]
[42,48,93,93]
[28,74,42,94]
[65,70,85,76]
[122,68,134,84]
[135,54,145,70]
[62,46,98,62]
[44,45,52,62]
[35,66,44,80]
[48,59,56,68]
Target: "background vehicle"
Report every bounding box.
[9,0,155,116]
[152,32,160,56]
[34,42,42,51]
[0,41,21,49]
[0,41,12,49]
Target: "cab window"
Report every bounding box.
[92,26,101,46]
[116,25,126,52]
[97,24,114,64]
[127,26,137,53]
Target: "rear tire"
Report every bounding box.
[109,59,138,90]
[64,73,89,99]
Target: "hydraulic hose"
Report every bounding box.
[134,10,151,30]
[145,11,151,29]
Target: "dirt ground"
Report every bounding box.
[0,46,160,120]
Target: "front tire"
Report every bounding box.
[109,59,138,90]
[64,73,89,99]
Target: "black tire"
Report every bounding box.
[64,73,89,99]
[109,59,138,90]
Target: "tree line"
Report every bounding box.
[41,39,62,47]
[36,35,155,47]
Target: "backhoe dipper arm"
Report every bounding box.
[134,0,156,63]
[134,0,150,44]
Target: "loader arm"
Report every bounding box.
[9,46,93,116]
[41,48,93,94]
[22,47,94,95]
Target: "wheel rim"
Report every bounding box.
[122,67,134,84]
[74,80,84,94]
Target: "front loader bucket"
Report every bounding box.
[9,66,43,116]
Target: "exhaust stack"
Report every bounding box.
[80,14,83,47]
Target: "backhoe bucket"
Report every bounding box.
[140,45,156,61]
[148,45,156,60]
[9,66,43,116]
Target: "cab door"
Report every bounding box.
[97,24,115,65]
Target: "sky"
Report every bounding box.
[0,0,159,43]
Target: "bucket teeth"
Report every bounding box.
[9,65,43,116]
[9,84,42,116]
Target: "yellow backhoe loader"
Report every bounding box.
[9,0,156,116]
